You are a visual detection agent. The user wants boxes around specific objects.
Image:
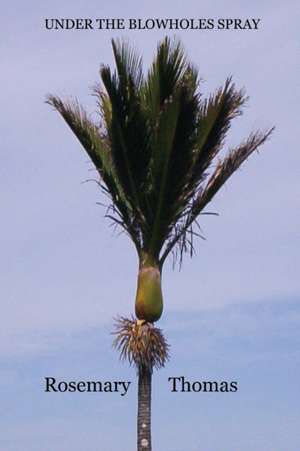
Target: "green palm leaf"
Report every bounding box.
[48,37,274,268]
[46,95,141,251]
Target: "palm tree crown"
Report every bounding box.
[47,37,273,322]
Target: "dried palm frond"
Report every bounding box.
[112,317,169,372]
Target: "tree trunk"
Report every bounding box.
[137,368,152,451]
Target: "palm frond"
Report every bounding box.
[142,37,187,123]
[160,127,274,265]
[46,95,111,176]
[100,41,151,229]
[139,43,201,256]
[111,38,143,89]
[147,75,200,256]
[191,78,247,184]
[193,129,274,213]
[46,95,142,251]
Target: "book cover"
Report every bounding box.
[2,2,299,450]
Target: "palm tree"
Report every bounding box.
[47,37,273,451]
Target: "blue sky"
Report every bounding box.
[1,1,299,450]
